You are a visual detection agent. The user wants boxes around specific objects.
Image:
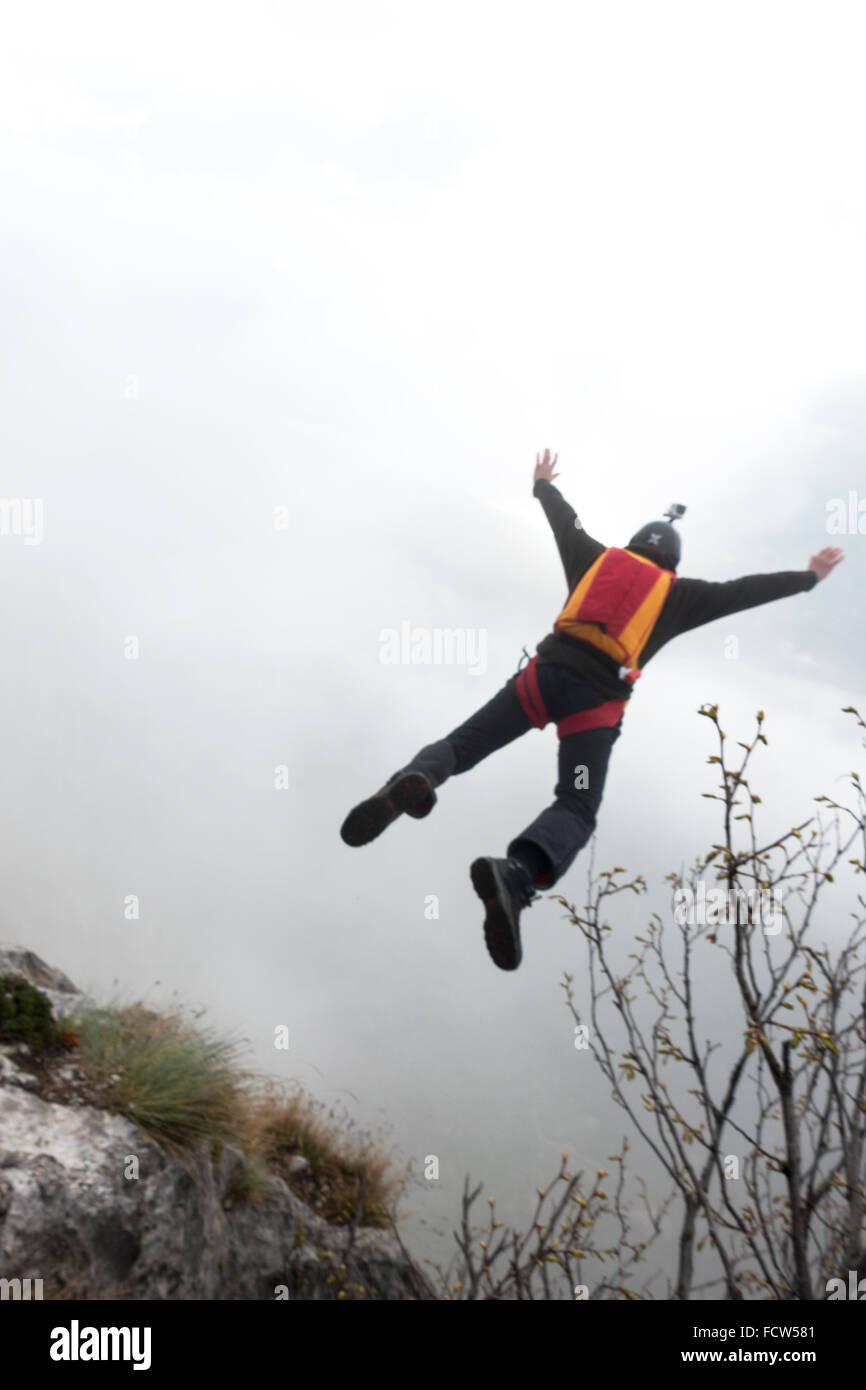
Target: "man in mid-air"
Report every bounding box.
[341,450,843,971]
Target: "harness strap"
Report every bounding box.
[514,655,549,729]
[556,699,626,738]
[516,657,627,737]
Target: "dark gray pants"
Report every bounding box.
[402,661,624,887]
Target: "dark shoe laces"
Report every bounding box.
[506,859,540,909]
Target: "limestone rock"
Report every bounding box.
[0,947,433,1300]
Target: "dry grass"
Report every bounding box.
[52,1000,405,1227]
[233,1083,406,1226]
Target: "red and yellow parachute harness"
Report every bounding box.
[516,547,676,735]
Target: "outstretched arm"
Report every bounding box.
[668,547,844,636]
[532,448,605,590]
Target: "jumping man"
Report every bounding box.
[341,450,844,971]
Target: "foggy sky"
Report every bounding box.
[1,0,864,1286]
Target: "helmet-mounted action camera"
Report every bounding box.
[627,503,687,572]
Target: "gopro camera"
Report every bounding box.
[664,502,687,523]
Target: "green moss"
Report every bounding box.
[0,975,60,1051]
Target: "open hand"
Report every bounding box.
[809,546,844,580]
[534,447,559,483]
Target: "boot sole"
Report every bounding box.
[340,771,434,847]
[470,858,522,971]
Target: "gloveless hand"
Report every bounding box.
[809,547,844,581]
[534,447,559,483]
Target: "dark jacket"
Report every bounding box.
[532,478,818,700]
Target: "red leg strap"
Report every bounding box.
[556,699,626,738]
[515,655,550,729]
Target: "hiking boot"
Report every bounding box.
[340,769,437,847]
[469,856,539,971]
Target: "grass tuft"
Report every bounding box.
[59,1000,249,1155]
[53,1000,405,1226]
[241,1085,405,1226]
